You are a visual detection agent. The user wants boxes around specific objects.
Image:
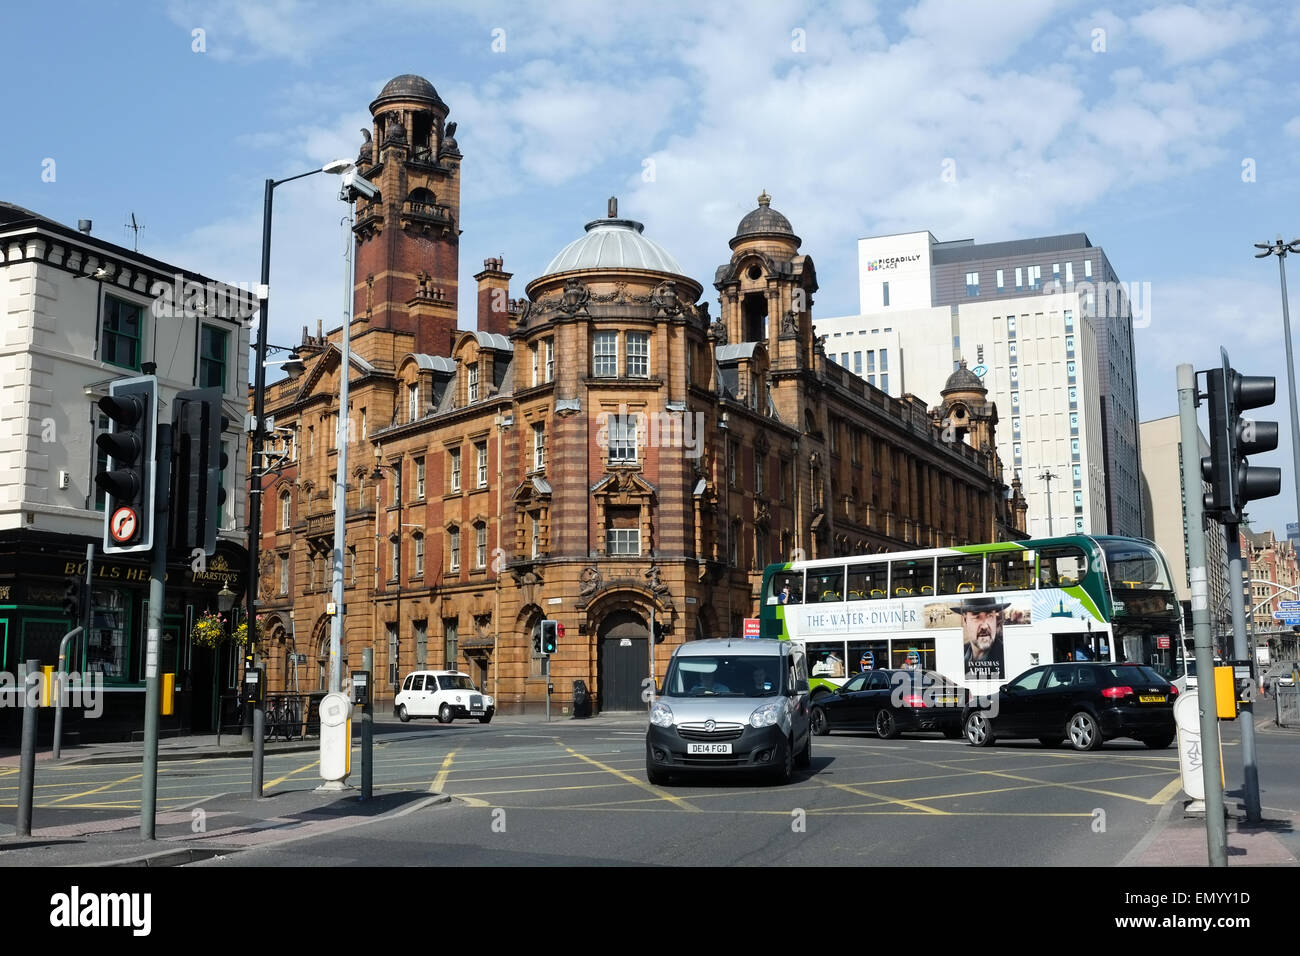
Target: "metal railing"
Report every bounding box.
[1274,686,1300,727]
[217,692,324,741]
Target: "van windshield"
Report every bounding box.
[439,675,474,691]
[663,656,782,698]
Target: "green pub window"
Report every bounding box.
[102,296,143,370]
[200,325,230,390]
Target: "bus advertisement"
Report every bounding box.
[759,535,1183,701]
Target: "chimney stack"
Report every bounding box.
[474,256,513,337]
[77,220,92,235]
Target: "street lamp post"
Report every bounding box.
[1254,238,1300,535]
[371,457,402,692]
[1038,470,1059,537]
[248,159,350,738]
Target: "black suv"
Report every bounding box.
[962,662,1177,751]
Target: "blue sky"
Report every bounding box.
[6,0,1300,537]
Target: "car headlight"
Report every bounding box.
[485,696,494,706]
[650,701,674,728]
[749,701,783,728]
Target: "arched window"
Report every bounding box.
[448,527,461,572]
[407,187,436,213]
[280,490,291,529]
[413,532,425,578]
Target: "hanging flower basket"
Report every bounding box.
[190,611,228,649]
[233,614,266,647]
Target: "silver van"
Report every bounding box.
[646,638,812,785]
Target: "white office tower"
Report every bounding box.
[818,230,1142,539]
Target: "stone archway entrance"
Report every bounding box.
[597,610,649,712]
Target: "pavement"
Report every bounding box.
[1,713,1297,867]
[1123,713,1300,867]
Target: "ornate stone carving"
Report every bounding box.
[579,566,602,596]
[781,309,798,336]
[645,564,668,594]
[651,281,683,316]
[384,114,407,145]
[709,318,728,344]
[558,278,590,315]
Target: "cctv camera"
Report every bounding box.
[341,170,379,200]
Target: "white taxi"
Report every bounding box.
[395,670,495,724]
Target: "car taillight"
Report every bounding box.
[1101,686,1133,699]
[904,694,926,708]
[1169,684,1179,697]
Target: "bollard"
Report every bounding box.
[16,660,40,838]
[361,649,373,801]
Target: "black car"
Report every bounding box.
[962,662,1177,751]
[811,669,964,739]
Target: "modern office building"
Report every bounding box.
[818,230,1143,539]
[1138,415,1230,641]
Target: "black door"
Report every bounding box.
[994,665,1049,736]
[598,611,649,711]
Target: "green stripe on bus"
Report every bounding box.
[951,543,1029,555]
[1064,585,1103,621]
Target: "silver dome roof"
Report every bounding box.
[541,215,684,278]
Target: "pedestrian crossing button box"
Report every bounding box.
[243,667,265,705]
[351,670,370,707]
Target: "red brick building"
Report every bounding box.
[249,74,1027,714]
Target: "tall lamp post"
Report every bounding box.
[1038,469,1059,537]
[371,456,403,694]
[217,583,236,739]
[248,159,351,733]
[1254,238,1300,533]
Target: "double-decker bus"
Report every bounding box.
[759,535,1183,701]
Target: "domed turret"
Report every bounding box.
[942,359,986,396]
[537,197,685,280]
[370,74,447,113]
[730,191,800,250]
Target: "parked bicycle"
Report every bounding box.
[263,695,302,742]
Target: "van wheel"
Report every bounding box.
[438,703,454,724]
[771,737,794,785]
[795,730,812,769]
[397,704,410,723]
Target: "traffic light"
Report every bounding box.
[1201,349,1282,522]
[172,387,229,555]
[61,575,83,621]
[541,619,560,655]
[95,375,157,553]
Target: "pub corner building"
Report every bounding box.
[0,534,249,744]
[0,198,253,746]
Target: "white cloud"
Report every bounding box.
[1129,2,1267,65]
